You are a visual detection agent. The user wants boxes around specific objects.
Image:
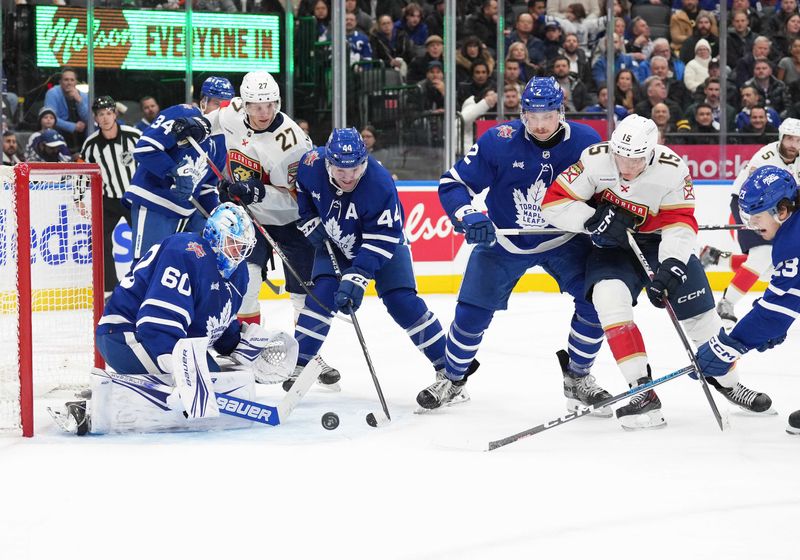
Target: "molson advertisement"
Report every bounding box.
[35,6,281,72]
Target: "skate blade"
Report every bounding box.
[414,393,471,414]
[46,406,76,434]
[316,381,341,393]
[566,399,612,418]
[618,411,667,431]
[733,405,778,416]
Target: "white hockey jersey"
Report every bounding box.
[731,141,800,196]
[541,142,698,264]
[207,99,313,225]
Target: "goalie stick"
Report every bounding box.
[486,364,696,451]
[625,230,725,431]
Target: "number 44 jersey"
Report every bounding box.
[542,142,699,265]
[206,98,313,226]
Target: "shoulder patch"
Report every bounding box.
[496,124,514,139]
[562,161,584,184]
[186,241,206,258]
[682,175,694,200]
[304,151,321,166]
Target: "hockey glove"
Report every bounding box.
[695,328,749,377]
[168,162,195,201]
[335,268,370,312]
[646,257,687,308]
[584,203,636,248]
[219,177,266,206]
[171,116,212,145]
[230,323,273,365]
[457,207,496,246]
[297,216,327,249]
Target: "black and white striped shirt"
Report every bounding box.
[81,124,141,199]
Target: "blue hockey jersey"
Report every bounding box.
[127,104,226,218]
[96,232,248,367]
[731,210,800,350]
[439,120,601,254]
[296,148,404,278]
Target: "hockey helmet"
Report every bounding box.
[520,76,564,113]
[779,117,800,143]
[202,202,256,279]
[325,128,369,191]
[201,76,235,101]
[240,71,281,109]
[609,115,659,160]
[92,95,116,113]
[739,165,798,220]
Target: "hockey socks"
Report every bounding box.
[445,303,493,379]
[383,288,446,370]
[566,311,604,374]
[605,322,649,385]
[294,276,337,365]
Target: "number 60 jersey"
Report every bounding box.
[542,142,698,265]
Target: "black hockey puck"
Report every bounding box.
[321,412,340,430]
[366,412,377,427]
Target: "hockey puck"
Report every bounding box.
[366,412,377,427]
[321,412,340,430]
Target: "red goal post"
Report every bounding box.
[0,163,105,437]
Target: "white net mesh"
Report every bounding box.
[0,165,100,434]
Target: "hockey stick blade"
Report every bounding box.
[486,365,695,451]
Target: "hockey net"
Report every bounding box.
[0,163,104,437]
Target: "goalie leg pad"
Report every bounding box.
[172,337,219,420]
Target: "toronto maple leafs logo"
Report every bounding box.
[512,163,553,228]
[175,154,208,189]
[496,125,514,139]
[324,217,357,259]
[206,300,234,345]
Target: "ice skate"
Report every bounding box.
[716,297,738,330]
[615,375,666,430]
[282,357,341,392]
[416,371,469,411]
[706,378,776,415]
[47,400,90,436]
[557,350,612,418]
[787,410,800,435]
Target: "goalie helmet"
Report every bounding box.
[779,117,800,143]
[739,165,798,217]
[202,202,256,279]
[609,114,659,160]
[201,76,234,101]
[240,71,281,109]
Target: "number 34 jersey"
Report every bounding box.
[207,99,313,226]
[542,142,699,265]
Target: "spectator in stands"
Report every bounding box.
[2,130,21,165]
[44,67,89,152]
[502,84,521,113]
[778,37,800,84]
[679,12,719,64]
[685,77,737,129]
[592,33,643,87]
[361,125,377,153]
[736,85,782,129]
[644,38,686,83]
[25,107,58,162]
[506,42,540,83]
[559,3,606,53]
[766,0,800,38]
[739,105,779,142]
[615,68,640,115]
[136,96,160,132]
[346,12,373,64]
[393,2,428,59]
[670,0,702,54]
[684,39,713,92]
[648,55,691,108]
[728,10,757,68]
[408,34,444,83]
[458,60,496,106]
[371,14,410,77]
[731,0,762,34]
[626,17,652,63]
[552,56,589,111]
[313,0,330,41]
[457,36,496,83]
[547,0,600,18]
[425,0,445,39]
[745,58,791,114]
[460,85,498,153]
[704,59,739,107]
[774,13,800,59]
[27,129,72,163]
[651,102,678,144]
[346,0,373,35]
[735,37,777,87]
[635,76,682,124]
[560,32,594,89]
[505,12,545,64]
[419,61,446,111]
[542,21,565,65]
[585,85,629,122]
[465,0,498,56]
[684,102,721,144]
[504,60,526,93]
[297,119,311,135]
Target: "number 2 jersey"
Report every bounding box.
[127,104,225,218]
[730,210,800,349]
[206,99,313,226]
[542,143,698,264]
[296,148,404,278]
[96,233,248,367]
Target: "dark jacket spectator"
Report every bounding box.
[727,11,757,67]
[464,0,499,55]
[505,12,546,65]
[407,35,444,84]
[424,0,445,38]
[419,61,446,111]
[457,60,496,106]
[371,14,412,69]
[456,36,496,84]
[635,77,683,124]
[739,106,780,142]
[552,56,590,111]
[744,59,791,114]
[560,32,594,90]
[735,37,781,87]
[393,2,428,60]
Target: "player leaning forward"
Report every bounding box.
[542,115,772,429]
[51,204,298,435]
[201,71,340,386]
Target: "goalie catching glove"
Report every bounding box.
[230,324,299,384]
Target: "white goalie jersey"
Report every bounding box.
[207,99,313,226]
[731,141,800,196]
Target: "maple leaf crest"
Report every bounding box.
[324,217,357,260]
[206,299,233,345]
[512,183,546,228]
[176,154,209,188]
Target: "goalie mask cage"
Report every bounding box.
[0,163,104,437]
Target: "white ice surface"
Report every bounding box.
[1,292,799,560]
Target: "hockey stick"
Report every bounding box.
[495,224,748,236]
[324,239,391,427]
[486,364,695,451]
[625,230,725,431]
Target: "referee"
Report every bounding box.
[80,96,141,296]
